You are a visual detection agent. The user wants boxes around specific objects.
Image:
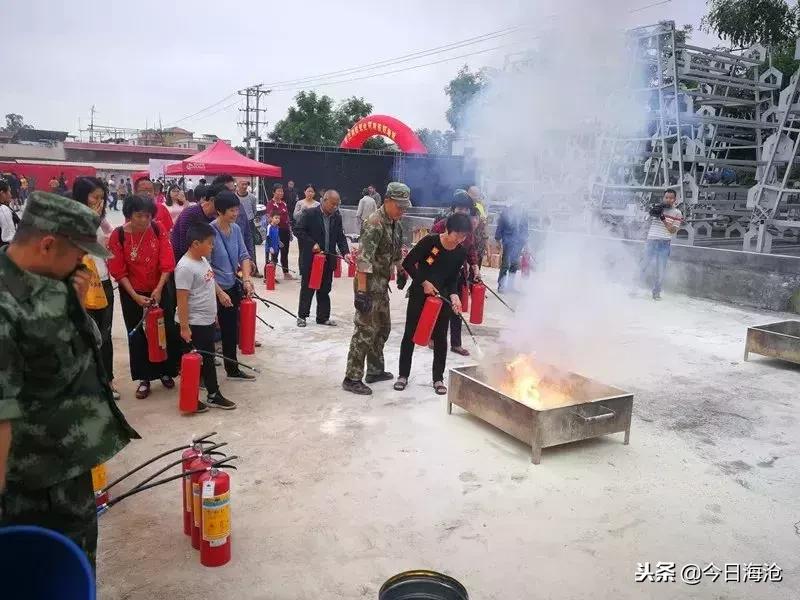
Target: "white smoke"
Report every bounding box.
[464,1,654,375]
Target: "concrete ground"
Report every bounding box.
[97,240,799,600]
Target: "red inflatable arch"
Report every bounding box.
[340,114,427,154]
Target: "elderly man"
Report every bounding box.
[343,182,410,395]
[294,189,349,327]
[235,178,260,277]
[0,192,138,569]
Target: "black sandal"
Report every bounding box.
[393,377,408,391]
[433,381,448,395]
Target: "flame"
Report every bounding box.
[500,354,569,409]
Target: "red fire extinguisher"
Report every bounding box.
[179,351,202,413]
[470,283,486,325]
[309,253,325,290]
[238,298,256,355]
[460,284,470,314]
[145,305,167,362]
[181,444,204,535]
[412,296,443,346]
[198,467,232,567]
[334,255,342,278]
[520,250,531,278]
[347,256,356,277]
[189,454,215,550]
[265,262,276,291]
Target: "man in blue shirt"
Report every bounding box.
[209,191,256,380]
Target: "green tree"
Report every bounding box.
[415,128,455,155]
[270,92,377,146]
[701,0,798,48]
[4,113,32,133]
[444,65,487,132]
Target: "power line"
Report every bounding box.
[629,0,672,14]
[261,26,528,88]
[164,93,238,127]
[269,40,534,94]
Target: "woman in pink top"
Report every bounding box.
[153,181,166,205]
[165,184,187,221]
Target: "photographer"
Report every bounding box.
[637,188,682,300]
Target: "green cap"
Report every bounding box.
[385,182,412,208]
[20,191,110,258]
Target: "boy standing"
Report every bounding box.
[262,211,282,267]
[638,188,682,300]
[175,222,237,411]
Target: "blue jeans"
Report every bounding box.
[639,239,671,295]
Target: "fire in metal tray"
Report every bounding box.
[495,354,576,409]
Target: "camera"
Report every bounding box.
[648,203,665,218]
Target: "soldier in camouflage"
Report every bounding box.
[0,191,138,570]
[343,182,411,395]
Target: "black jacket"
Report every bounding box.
[294,205,349,273]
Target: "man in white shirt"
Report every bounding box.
[356,187,377,223]
[0,180,17,245]
[638,188,682,300]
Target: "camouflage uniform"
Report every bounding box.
[0,192,138,570]
[345,185,408,381]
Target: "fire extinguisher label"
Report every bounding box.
[91,464,108,492]
[157,317,166,349]
[202,491,231,544]
[184,478,192,513]
[192,482,201,527]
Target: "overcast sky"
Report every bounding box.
[3,0,719,144]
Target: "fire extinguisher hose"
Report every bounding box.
[250,291,299,320]
[483,284,516,313]
[101,432,219,493]
[437,294,482,353]
[191,349,261,373]
[321,250,355,265]
[97,457,238,515]
[256,314,275,330]
[128,442,228,492]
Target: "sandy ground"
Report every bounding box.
[96,236,799,600]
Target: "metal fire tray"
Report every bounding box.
[744,321,800,366]
[447,363,633,464]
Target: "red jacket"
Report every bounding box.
[154,202,174,234]
[108,223,175,293]
[265,199,290,231]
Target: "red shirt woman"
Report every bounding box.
[108,195,180,398]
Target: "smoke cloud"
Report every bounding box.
[464,1,654,376]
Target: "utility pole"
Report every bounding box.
[89,105,96,142]
[238,84,270,159]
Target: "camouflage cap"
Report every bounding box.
[20,191,110,258]
[384,182,412,208]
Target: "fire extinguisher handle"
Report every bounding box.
[192,431,218,443]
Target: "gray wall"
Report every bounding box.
[341,208,800,312]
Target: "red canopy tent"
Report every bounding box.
[164,141,282,178]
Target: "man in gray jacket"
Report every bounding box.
[235,178,260,277]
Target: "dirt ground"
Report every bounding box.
[96,242,799,600]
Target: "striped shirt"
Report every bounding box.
[647,207,682,241]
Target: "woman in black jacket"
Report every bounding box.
[395,213,471,395]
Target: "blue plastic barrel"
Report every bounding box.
[0,525,95,600]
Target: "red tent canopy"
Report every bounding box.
[164,141,282,177]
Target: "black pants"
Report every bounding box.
[182,324,219,395]
[498,241,522,285]
[298,256,334,322]
[399,290,451,383]
[119,286,180,381]
[279,228,291,274]
[87,279,114,381]
[247,221,259,274]
[217,284,243,376]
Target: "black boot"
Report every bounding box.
[342,378,372,395]
[365,371,394,384]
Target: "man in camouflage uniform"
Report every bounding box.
[343,182,410,395]
[0,192,138,570]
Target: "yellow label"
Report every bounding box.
[184,477,192,513]
[157,317,167,349]
[91,464,108,492]
[192,482,201,527]
[202,491,231,542]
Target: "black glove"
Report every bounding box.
[396,271,408,290]
[354,291,372,314]
[649,204,665,218]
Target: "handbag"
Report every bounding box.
[83,256,108,310]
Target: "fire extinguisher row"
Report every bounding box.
[94,431,239,568]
